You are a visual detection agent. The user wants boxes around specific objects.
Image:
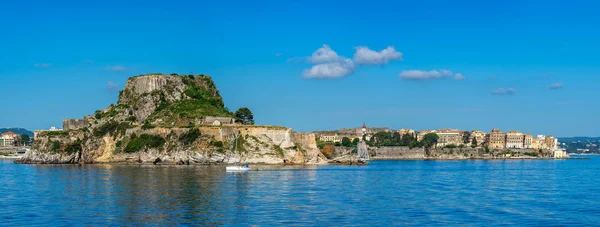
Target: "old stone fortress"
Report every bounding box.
[317,126,560,151]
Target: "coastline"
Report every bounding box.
[1,156,22,160]
[11,155,577,165]
[371,157,575,161]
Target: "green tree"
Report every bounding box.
[401,133,415,146]
[409,141,422,149]
[471,138,478,148]
[373,131,394,146]
[235,107,254,125]
[422,133,439,149]
[462,131,471,144]
[51,141,61,152]
[317,141,325,149]
[352,138,360,146]
[21,134,31,146]
[342,137,352,147]
[422,133,439,157]
[392,132,401,144]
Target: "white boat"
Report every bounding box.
[226,165,251,172]
[225,133,251,172]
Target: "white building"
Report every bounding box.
[319,134,342,143]
[553,149,569,159]
[505,131,525,149]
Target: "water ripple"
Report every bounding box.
[1,157,599,226]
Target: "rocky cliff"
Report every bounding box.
[18,74,327,165]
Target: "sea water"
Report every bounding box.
[1,156,599,226]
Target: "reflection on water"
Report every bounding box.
[1,157,600,226]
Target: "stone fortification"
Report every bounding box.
[18,74,327,165]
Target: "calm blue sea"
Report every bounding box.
[1,156,599,226]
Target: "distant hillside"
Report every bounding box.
[0,128,34,136]
[559,137,600,154]
[559,137,600,143]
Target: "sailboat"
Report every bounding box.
[226,134,251,172]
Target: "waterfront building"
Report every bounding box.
[469,130,486,146]
[524,134,533,149]
[545,136,559,150]
[487,128,506,149]
[436,130,462,148]
[531,135,551,150]
[0,132,16,147]
[505,130,525,149]
[553,149,569,158]
[535,135,548,150]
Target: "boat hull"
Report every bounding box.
[226,166,251,172]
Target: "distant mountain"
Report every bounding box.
[559,137,600,143]
[0,128,34,137]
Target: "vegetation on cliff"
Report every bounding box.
[235,107,254,125]
[22,73,324,165]
[112,74,234,127]
[123,134,166,153]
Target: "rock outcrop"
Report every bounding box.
[17,74,328,165]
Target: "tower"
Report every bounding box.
[362,122,367,135]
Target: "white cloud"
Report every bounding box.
[275,53,282,57]
[454,73,466,80]
[302,59,355,79]
[440,69,453,77]
[491,88,516,95]
[308,45,340,63]
[399,70,444,80]
[353,46,402,65]
[34,63,51,68]
[399,69,465,81]
[104,66,126,72]
[107,81,118,92]
[549,82,564,89]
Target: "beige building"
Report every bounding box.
[545,136,559,150]
[506,130,525,149]
[524,134,533,148]
[436,131,462,147]
[319,134,342,143]
[469,130,486,147]
[0,132,17,147]
[553,149,569,158]
[531,138,547,150]
[202,116,236,125]
[487,128,506,149]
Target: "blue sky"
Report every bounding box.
[1,0,598,137]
